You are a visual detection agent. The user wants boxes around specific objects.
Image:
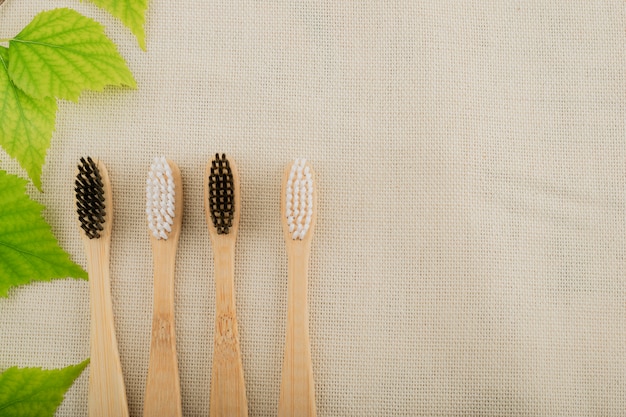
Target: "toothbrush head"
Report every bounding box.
[283,158,316,241]
[146,157,176,240]
[75,157,109,239]
[207,153,236,235]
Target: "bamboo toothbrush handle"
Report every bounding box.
[144,244,182,417]
[210,243,248,417]
[279,248,317,417]
[86,242,129,417]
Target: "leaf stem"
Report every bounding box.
[0,38,12,43]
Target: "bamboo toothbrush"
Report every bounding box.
[278,158,317,417]
[144,157,183,417]
[75,157,129,417]
[204,153,248,417]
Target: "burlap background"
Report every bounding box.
[0,1,625,416]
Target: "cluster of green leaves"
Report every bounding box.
[1,3,145,415]
[1,8,135,189]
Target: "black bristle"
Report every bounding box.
[75,157,106,239]
[208,153,234,235]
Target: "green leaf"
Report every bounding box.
[0,47,57,190]
[7,8,136,101]
[0,359,89,417]
[86,0,149,50]
[0,170,87,297]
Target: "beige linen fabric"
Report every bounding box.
[0,1,625,416]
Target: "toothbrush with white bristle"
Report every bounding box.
[279,158,317,417]
[143,157,183,417]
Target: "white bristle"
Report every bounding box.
[146,157,175,240]
[285,158,314,240]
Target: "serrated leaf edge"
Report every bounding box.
[7,8,137,101]
[0,170,88,297]
[0,359,90,414]
[0,49,56,189]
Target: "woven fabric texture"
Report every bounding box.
[0,1,625,416]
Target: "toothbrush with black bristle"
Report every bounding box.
[143,157,183,417]
[75,157,129,417]
[204,153,249,417]
[278,158,317,417]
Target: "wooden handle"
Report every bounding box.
[279,245,317,417]
[144,243,183,417]
[86,241,129,417]
[210,241,248,417]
